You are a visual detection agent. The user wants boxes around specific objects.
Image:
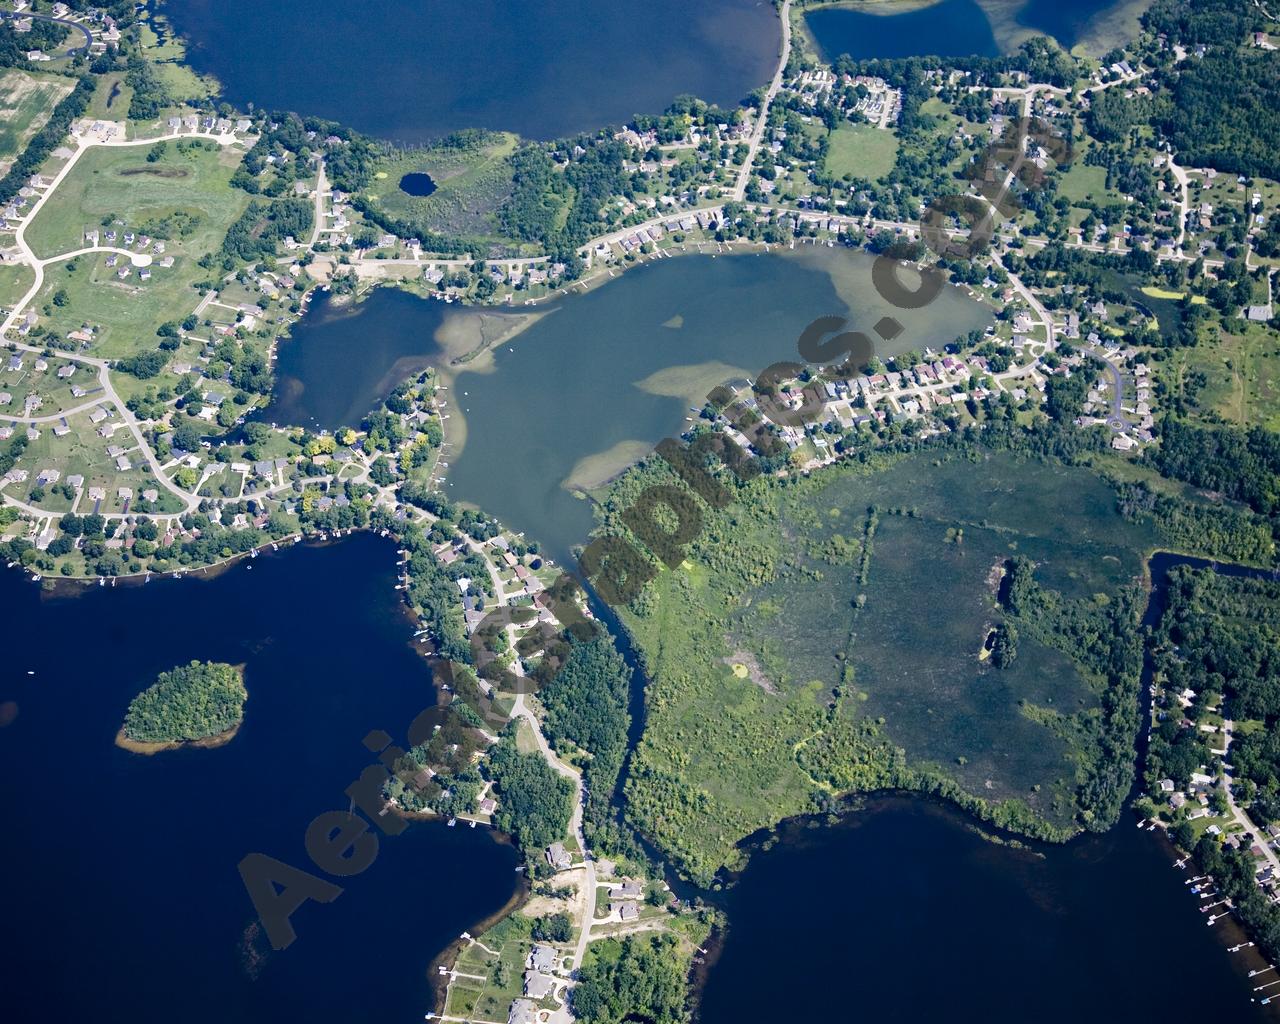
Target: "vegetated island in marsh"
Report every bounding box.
[116,660,248,754]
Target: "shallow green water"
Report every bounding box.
[445,247,992,564]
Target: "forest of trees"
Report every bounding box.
[121,661,246,743]
[1115,481,1276,565]
[539,634,632,837]
[220,199,314,261]
[485,730,574,857]
[1001,555,1146,828]
[572,934,689,1024]
[1146,419,1280,516]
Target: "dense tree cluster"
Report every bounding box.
[1147,419,1280,516]
[121,661,246,743]
[539,634,632,837]
[1002,556,1146,828]
[573,934,688,1024]
[485,730,574,856]
[220,199,314,261]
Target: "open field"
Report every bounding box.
[1164,325,1280,432]
[1058,162,1113,205]
[0,69,74,176]
[3,404,184,516]
[363,131,521,244]
[84,72,131,122]
[825,121,899,181]
[28,250,201,360]
[24,139,248,260]
[611,446,1161,883]
[0,262,34,310]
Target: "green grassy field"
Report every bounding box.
[1166,325,1280,432]
[447,914,537,1021]
[824,122,899,182]
[608,446,1161,883]
[84,72,132,122]
[24,139,249,260]
[0,262,34,310]
[0,69,74,175]
[29,251,197,360]
[1058,162,1115,205]
[21,141,250,359]
[363,131,521,244]
[4,404,184,516]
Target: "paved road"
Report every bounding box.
[1222,720,1280,878]
[1081,344,1133,429]
[1,11,93,56]
[732,0,791,202]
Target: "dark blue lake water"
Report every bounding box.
[161,0,781,142]
[0,534,520,1023]
[805,0,1134,63]
[698,796,1272,1023]
[806,0,1000,62]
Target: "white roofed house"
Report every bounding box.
[545,842,571,871]
[523,970,555,1000]
[508,999,537,1024]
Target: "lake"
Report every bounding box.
[262,248,993,566]
[258,287,449,431]
[806,0,1000,62]
[804,0,1137,63]
[0,535,521,1024]
[161,0,781,143]
[698,796,1273,1023]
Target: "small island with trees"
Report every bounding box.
[116,661,248,754]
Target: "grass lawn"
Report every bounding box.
[446,914,535,1023]
[27,251,203,360]
[824,122,898,182]
[24,139,249,261]
[85,72,132,122]
[0,262,34,310]
[20,142,251,359]
[0,69,74,176]
[5,405,185,516]
[364,131,522,245]
[1058,163,1115,204]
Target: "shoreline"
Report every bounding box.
[115,661,248,755]
[114,719,241,754]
